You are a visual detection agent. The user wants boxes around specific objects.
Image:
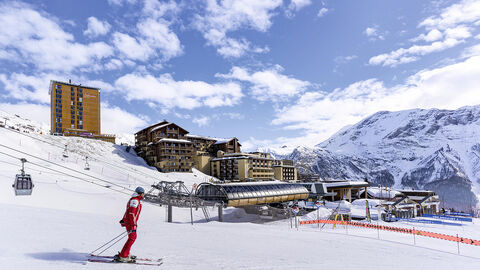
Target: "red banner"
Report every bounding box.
[300,219,480,246]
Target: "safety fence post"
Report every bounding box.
[413,227,416,245]
[457,234,460,254]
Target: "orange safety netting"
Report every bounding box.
[300,219,480,246]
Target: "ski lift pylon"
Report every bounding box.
[12,158,34,196]
[63,144,69,158]
[84,156,90,170]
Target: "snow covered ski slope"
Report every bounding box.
[1,115,480,269]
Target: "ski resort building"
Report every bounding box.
[397,190,441,215]
[195,181,309,207]
[320,180,370,202]
[273,159,298,181]
[135,121,297,178]
[49,80,115,143]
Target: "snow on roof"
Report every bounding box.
[155,138,192,144]
[220,180,284,186]
[214,138,235,144]
[185,134,221,141]
[365,187,403,199]
[150,123,171,133]
[324,181,370,188]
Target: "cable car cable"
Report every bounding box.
[0,144,133,194]
[0,149,163,207]
[0,126,161,183]
[0,150,131,196]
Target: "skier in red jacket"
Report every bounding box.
[116,186,145,262]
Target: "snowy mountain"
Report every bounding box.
[279,106,480,211]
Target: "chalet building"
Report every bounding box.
[135,121,193,172]
[150,138,194,172]
[186,134,218,175]
[134,120,169,158]
[210,138,241,154]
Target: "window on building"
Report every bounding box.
[78,125,83,129]
[71,124,74,128]
[71,119,74,124]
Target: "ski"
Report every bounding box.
[89,254,163,262]
[88,258,163,266]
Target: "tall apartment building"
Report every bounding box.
[273,159,298,181]
[210,152,275,181]
[49,80,115,143]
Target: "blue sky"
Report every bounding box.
[1,0,480,151]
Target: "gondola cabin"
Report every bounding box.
[13,174,34,196]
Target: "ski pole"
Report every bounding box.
[90,231,128,255]
[96,233,128,256]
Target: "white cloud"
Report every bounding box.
[192,0,282,58]
[317,7,329,17]
[369,38,462,67]
[0,73,58,103]
[107,0,137,6]
[286,0,312,17]
[419,0,480,30]
[334,55,357,64]
[105,59,124,70]
[114,73,243,110]
[462,43,480,58]
[137,18,182,59]
[216,66,310,102]
[273,54,480,146]
[224,112,244,120]
[112,32,153,62]
[84,17,111,37]
[192,116,210,127]
[0,2,113,72]
[475,33,480,39]
[84,80,115,92]
[111,0,182,62]
[370,0,480,67]
[101,103,149,134]
[364,25,385,41]
[411,29,443,42]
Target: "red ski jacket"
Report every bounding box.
[122,194,143,228]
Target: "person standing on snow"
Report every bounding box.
[116,186,145,262]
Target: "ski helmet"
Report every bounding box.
[135,186,145,194]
